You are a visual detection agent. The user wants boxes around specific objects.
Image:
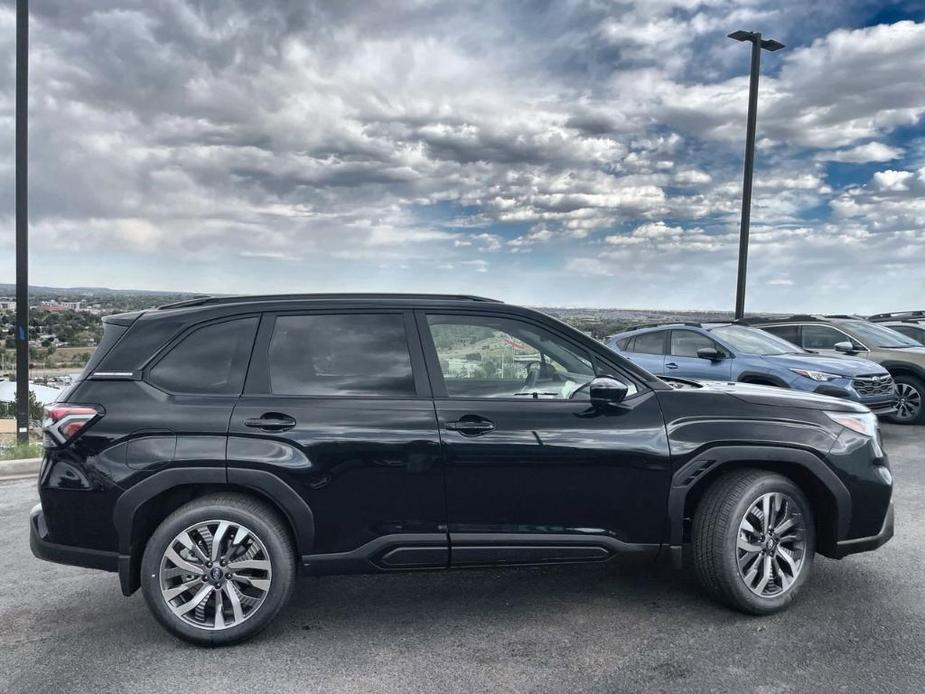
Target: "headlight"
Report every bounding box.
[824,410,879,438]
[790,368,840,382]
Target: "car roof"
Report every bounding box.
[737,314,866,326]
[613,321,740,336]
[96,292,670,390]
[868,310,925,324]
[103,293,506,325]
[156,293,503,310]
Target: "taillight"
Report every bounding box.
[43,404,102,446]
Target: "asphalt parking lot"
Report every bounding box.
[1,425,923,694]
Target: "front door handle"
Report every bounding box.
[446,416,495,436]
[244,413,296,431]
[665,362,679,370]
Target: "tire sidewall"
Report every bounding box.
[718,476,815,615]
[140,499,294,646]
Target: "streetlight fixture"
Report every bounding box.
[15,0,29,444]
[728,30,784,320]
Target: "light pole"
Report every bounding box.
[728,30,784,320]
[15,0,29,443]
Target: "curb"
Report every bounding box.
[0,457,41,481]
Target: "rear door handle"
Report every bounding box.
[665,362,679,370]
[244,413,297,431]
[446,417,495,436]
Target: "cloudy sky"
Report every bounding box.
[1,0,924,311]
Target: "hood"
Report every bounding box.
[760,352,886,377]
[877,345,925,360]
[676,379,869,413]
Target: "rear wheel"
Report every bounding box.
[140,493,295,646]
[693,470,814,614]
[886,374,925,425]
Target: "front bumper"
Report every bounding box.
[811,384,896,416]
[867,402,898,417]
[832,501,894,559]
[30,503,119,573]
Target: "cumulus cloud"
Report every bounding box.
[815,142,904,163]
[0,1,922,311]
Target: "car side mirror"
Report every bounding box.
[834,341,856,354]
[589,377,629,406]
[697,347,723,361]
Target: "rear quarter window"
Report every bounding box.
[614,336,633,350]
[147,317,259,395]
[79,322,129,379]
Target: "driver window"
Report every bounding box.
[670,330,720,357]
[426,315,597,400]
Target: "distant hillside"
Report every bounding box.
[0,284,201,300]
[0,284,781,342]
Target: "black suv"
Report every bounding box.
[31,294,894,645]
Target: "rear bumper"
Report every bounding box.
[833,501,894,558]
[30,503,119,573]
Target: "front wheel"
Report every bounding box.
[693,470,815,615]
[140,493,295,646]
[886,374,925,425]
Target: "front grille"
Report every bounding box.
[853,374,896,397]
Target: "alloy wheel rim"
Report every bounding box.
[158,520,272,631]
[894,383,922,421]
[736,492,806,598]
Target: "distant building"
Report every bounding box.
[36,300,84,312]
[0,299,15,311]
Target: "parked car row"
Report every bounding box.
[608,312,925,425]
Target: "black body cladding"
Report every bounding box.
[32,294,893,603]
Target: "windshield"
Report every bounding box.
[709,325,803,355]
[842,320,922,348]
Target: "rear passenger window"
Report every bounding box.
[634,331,666,355]
[148,317,258,395]
[267,314,415,397]
[801,325,845,350]
[764,325,800,346]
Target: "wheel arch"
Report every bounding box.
[113,467,314,595]
[879,361,925,383]
[736,371,790,388]
[668,446,850,563]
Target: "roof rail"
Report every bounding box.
[157,293,503,310]
[628,321,704,330]
[869,310,925,321]
[738,314,820,325]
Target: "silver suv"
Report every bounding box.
[744,315,925,425]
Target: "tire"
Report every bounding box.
[885,374,925,425]
[140,492,296,646]
[692,470,815,615]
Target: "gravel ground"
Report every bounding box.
[1,424,923,693]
